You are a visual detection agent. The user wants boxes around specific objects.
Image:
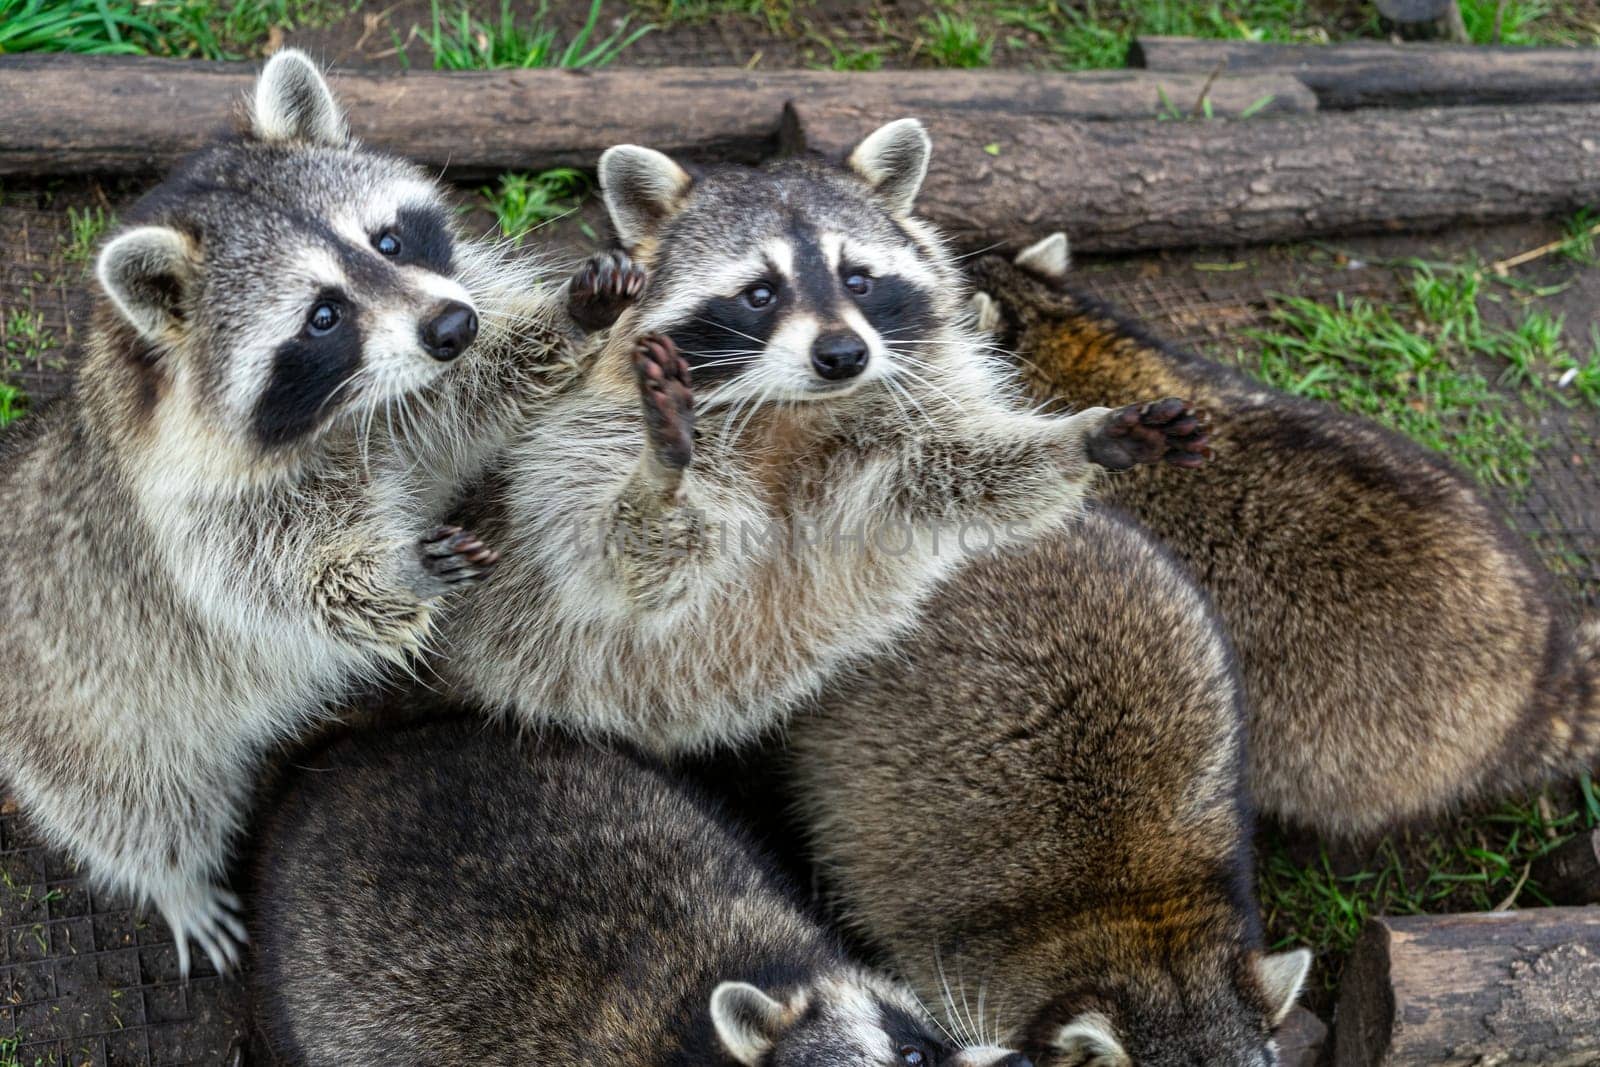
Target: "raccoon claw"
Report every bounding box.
[159,881,247,980]
[568,249,648,332]
[419,525,501,588]
[633,334,695,471]
[1087,397,1212,471]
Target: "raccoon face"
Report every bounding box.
[711,974,1033,1067]
[1032,950,1310,1067]
[96,50,484,454]
[598,120,960,410]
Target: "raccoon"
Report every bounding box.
[250,718,1032,1067]
[787,511,1312,1067]
[0,51,626,975]
[434,121,1211,755]
[967,233,1600,839]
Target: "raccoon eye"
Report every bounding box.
[374,231,402,257]
[844,271,873,296]
[307,301,342,336]
[896,1046,927,1066]
[744,283,776,310]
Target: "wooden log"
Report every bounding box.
[1278,1005,1329,1067]
[0,54,1312,178]
[789,102,1600,253]
[1130,36,1600,108]
[1531,829,1600,906]
[1334,909,1600,1066]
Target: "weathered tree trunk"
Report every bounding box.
[0,54,1311,178]
[1278,1006,1329,1067]
[789,102,1600,253]
[1130,36,1600,108]
[1334,909,1600,1066]
[1531,829,1600,906]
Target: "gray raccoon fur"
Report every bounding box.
[436,121,1209,755]
[250,718,1032,1067]
[967,234,1600,839]
[0,52,607,974]
[787,511,1311,1067]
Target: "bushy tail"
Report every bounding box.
[1512,617,1600,792]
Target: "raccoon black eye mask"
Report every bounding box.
[431,117,1214,765]
[0,49,633,978]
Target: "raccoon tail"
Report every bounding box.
[1508,617,1600,794]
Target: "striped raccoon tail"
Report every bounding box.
[1508,617,1600,795]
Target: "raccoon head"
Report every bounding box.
[710,971,1033,1067]
[94,50,510,463]
[595,119,972,412]
[965,233,1076,349]
[1030,949,1310,1067]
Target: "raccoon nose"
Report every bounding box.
[810,332,869,381]
[420,301,479,362]
[994,1055,1033,1067]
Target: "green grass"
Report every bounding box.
[0,0,354,59]
[1260,788,1594,988]
[996,0,1328,70]
[61,205,112,265]
[633,0,793,29]
[427,0,649,69]
[479,168,589,244]
[1244,260,1600,489]
[0,381,27,428]
[1459,0,1556,43]
[807,30,885,70]
[919,10,995,66]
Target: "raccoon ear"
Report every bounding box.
[1255,949,1312,1026]
[251,49,349,147]
[97,226,195,341]
[710,981,797,1065]
[599,145,694,250]
[969,291,1002,334]
[1052,1011,1131,1067]
[1014,233,1071,281]
[846,118,931,218]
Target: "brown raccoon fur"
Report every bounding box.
[787,510,1311,1067]
[249,718,1030,1067]
[967,234,1600,839]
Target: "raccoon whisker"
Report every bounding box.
[904,984,962,1048]
[955,955,980,1049]
[882,375,935,433]
[885,358,963,415]
[951,240,1008,263]
[690,315,770,348]
[933,948,974,1046]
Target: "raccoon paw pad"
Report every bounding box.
[1088,398,1213,471]
[633,335,695,471]
[420,525,501,586]
[569,249,648,332]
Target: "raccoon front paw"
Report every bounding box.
[568,249,648,332]
[156,881,247,979]
[633,334,695,471]
[1087,397,1212,471]
[418,525,501,593]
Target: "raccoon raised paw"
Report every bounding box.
[156,881,247,979]
[1087,397,1212,471]
[418,525,501,592]
[568,249,648,332]
[633,334,695,471]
